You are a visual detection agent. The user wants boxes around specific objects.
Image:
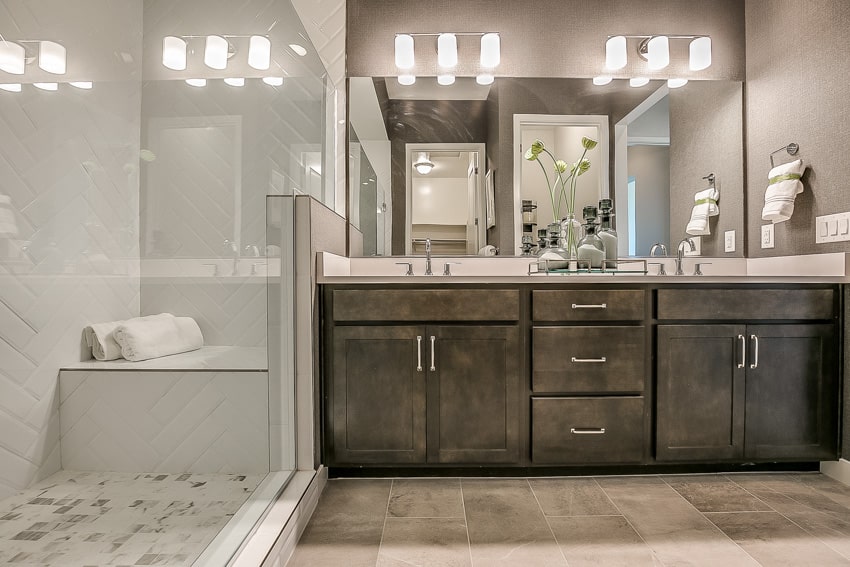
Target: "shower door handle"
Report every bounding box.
[416,336,423,372]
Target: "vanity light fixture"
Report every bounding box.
[397,74,416,86]
[395,34,415,69]
[605,36,627,70]
[0,83,21,92]
[263,76,284,86]
[33,82,58,91]
[413,152,435,175]
[38,40,66,74]
[480,33,500,68]
[0,41,25,74]
[224,77,245,87]
[476,73,494,85]
[162,36,187,70]
[248,35,271,70]
[437,33,458,68]
[646,36,669,70]
[204,35,229,70]
[592,76,613,86]
[629,77,649,87]
[667,78,688,88]
[689,36,712,70]
[185,78,207,87]
[437,73,455,86]
[69,81,93,89]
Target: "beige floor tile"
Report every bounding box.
[663,474,772,512]
[377,517,470,567]
[529,478,619,516]
[388,479,464,518]
[547,515,661,566]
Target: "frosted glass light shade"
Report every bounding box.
[205,35,228,70]
[0,83,22,92]
[0,41,25,75]
[437,33,457,68]
[248,36,271,70]
[647,36,669,70]
[476,73,494,85]
[629,77,649,87]
[395,34,414,69]
[592,76,612,86]
[668,78,688,88]
[162,36,187,70]
[263,76,284,86]
[397,74,416,86]
[605,35,627,70]
[690,36,712,70]
[70,81,93,89]
[39,41,66,75]
[185,78,207,87]
[33,82,58,91]
[480,33,500,68]
[224,77,245,87]
[437,73,455,86]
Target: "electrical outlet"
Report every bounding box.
[724,230,736,253]
[761,224,775,249]
[684,236,701,256]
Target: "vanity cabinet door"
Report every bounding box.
[656,325,746,461]
[426,326,520,464]
[331,326,426,464]
[745,324,838,460]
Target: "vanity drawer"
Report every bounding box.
[332,289,520,322]
[656,289,836,320]
[532,326,645,393]
[532,290,645,321]
[532,397,644,464]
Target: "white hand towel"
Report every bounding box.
[762,159,805,223]
[114,316,204,362]
[84,313,173,361]
[685,187,720,236]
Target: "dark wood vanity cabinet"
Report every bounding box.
[656,288,840,463]
[326,289,521,466]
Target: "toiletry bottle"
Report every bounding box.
[598,198,618,267]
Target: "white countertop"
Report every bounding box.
[317,252,850,284]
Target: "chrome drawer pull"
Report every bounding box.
[571,428,606,435]
[571,357,607,363]
[750,334,759,369]
[572,303,607,309]
[737,334,746,369]
[416,336,423,372]
[430,335,436,371]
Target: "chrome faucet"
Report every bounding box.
[675,238,696,275]
[224,239,239,275]
[649,242,668,257]
[424,238,433,275]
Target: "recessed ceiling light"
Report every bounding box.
[667,78,688,88]
[289,44,307,57]
[262,76,284,86]
[592,76,613,86]
[224,77,245,87]
[629,77,649,87]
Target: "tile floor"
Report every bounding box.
[0,470,264,566]
[288,473,850,567]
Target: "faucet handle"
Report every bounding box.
[648,262,667,276]
[442,262,461,276]
[693,262,712,276]
[395,262,414,276]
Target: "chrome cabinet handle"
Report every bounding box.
[571,303,607,309]
[750,334,759,369]
[430,336,436,371]
[571,357,607,363]
[416,336,422,372]
[571,428,606,435]
[737,334,746,369]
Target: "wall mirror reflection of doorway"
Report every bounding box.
[405,143,486,255]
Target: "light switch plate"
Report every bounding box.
[724,230,735,253]
[684,236,701,256]
[816,212,850,243]
[761,224,775,249]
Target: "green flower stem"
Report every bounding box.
[535,157,559,220]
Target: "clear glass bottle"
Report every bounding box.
[537,222,570,269]
[559,213,581,260]
[577,217,605,269]
[598,198,618,266]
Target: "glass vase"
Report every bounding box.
[560,213,582,260]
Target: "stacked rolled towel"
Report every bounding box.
[113,315,204,362]
[762,159,806,223]
[685,187,720,236]
[84,313,173,361]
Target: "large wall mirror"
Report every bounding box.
[347,77,744,257]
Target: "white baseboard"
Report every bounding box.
[821,459,850,486]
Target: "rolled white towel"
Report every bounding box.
[762,159,805,223]
[114,315,204,362]
[84,313,173,361]
[685,187,720,236]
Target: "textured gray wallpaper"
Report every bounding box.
[670,81,744,257]
[745,0,850,257]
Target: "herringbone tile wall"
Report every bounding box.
[0,1,144,500]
